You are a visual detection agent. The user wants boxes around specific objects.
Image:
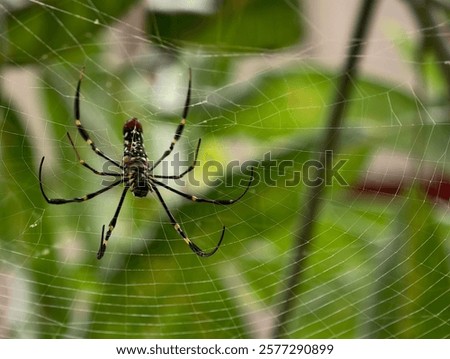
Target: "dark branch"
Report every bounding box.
[405,0,450,99]
[272,0,380,338]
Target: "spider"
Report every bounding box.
[39,68,253,260]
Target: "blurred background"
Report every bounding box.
[0,0,449,338]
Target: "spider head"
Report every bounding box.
[123,118,143,134]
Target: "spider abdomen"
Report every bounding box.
[126,163,150,197]
[123,118,150,197]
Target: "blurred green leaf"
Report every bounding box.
[364,187,450,338]
[148,0,302,51]
[0,93,74,337]
[2,0,138,64]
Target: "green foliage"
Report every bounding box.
[2,1,139,64]
[149,0,302,51]
[0,1,448,339]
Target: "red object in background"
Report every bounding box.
[354,174,450,202]
[422,175,450,202]
[352,151,450,203]
[354,181,402,196]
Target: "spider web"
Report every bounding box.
[0,0,449,339]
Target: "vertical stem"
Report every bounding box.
[272,0,379,338]
[406,0,450,99]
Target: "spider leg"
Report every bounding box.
[149,68,192,171]
[151,166,254,205]
[66,132,122,177]
[153,138,201,180]
[74,68,122,168]
[97,184,129,259]
[151,184,224,257]
[39,157,123,204]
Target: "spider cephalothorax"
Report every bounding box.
[39,69,253,260]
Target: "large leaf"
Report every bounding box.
[2,0,138,64]
[148,0,302,51]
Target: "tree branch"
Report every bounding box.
[406,0,450,99]
[272,0,380,338]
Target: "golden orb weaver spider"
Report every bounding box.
[39,68,254,259]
